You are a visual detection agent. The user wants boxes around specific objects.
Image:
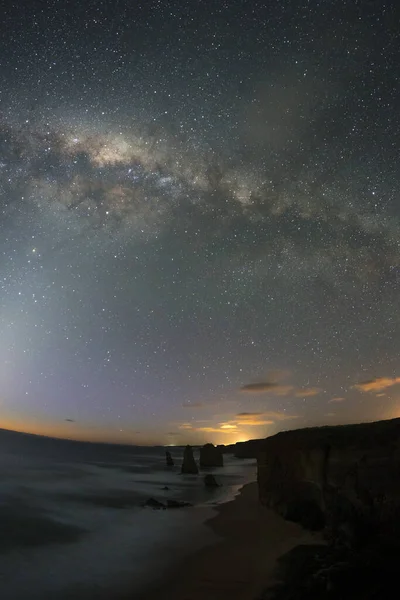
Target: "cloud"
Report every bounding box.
[240,382,294,395]
[196,427,236,434]
[294,387,321,397]
[167,431,181,436]
[181,402,204,408]
[272,385,295,396]
[353,376,400,393]
[236,418,274,426]
[175,409,298,435]
[240,382,278,393]
[233,411,274,425]
[230,411,298,426]
[240,381,320,398]
[236,411,265,417]
[329,397,345,403]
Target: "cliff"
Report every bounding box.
[234,438,264,458]
[216,440,265,457]
[217,444,235,454]
[257,418,400,543]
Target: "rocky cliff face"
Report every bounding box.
[257,418,400,543]
[234,438,264,458]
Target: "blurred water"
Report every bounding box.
[0,431,256,599]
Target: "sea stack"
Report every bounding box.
[165,450,174,466]
[204,474,219,487]
[181,445,198,474]
[199,443,223,468]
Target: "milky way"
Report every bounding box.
[1,0,400,444]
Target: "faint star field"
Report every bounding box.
[0,0,399,444]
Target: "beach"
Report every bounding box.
[139,482,324,600]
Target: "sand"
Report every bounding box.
[140,482,323,600]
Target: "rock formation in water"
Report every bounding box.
[143,497,192,509]
[143,498,166,510]
[204,474,219,487]
[166,499,192,508]
[257,418,400,541]
[199,443,223,468]
[165,450,174,466]
[181,444,199,474]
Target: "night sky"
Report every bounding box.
[1,0,399,445]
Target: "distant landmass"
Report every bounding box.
[0,427,169,463]
[0,427,266,462]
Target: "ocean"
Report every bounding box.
[0,430,256,599]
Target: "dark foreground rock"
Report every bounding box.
[165,450,174,466]
[259,540,400,600]
[166,499,192,509]
[143,497,192,510]
[253,418,400,599]
[204,474,219,487]
[181,444,199,474]
[257,417,400,541]
[143,498,166,510]
[199,443,223,468]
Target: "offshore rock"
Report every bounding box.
[165,450,174,466]
[166,499,192,508]
[199,443,223,468]
[181,444,199,474]
[204,474,219,487]
[143,498,192,509]
[143,498,166,510]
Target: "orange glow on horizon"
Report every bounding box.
[0,416,155,445]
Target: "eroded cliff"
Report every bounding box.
[257,418,400,543]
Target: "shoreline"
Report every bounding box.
[138,481,324,600]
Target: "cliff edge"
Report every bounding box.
[257,418,400,543]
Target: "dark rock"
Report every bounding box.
[165,450,174,466]
[166,499,193,508]
[234,438,264,459]
[217,443,236,454]
[143,498,166,510]
[181,444,199,474]
[204,474,219,487]
[143,497,192,509]
[260,540,400,600]
[200,443,223,468]
[257,417,400,543]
